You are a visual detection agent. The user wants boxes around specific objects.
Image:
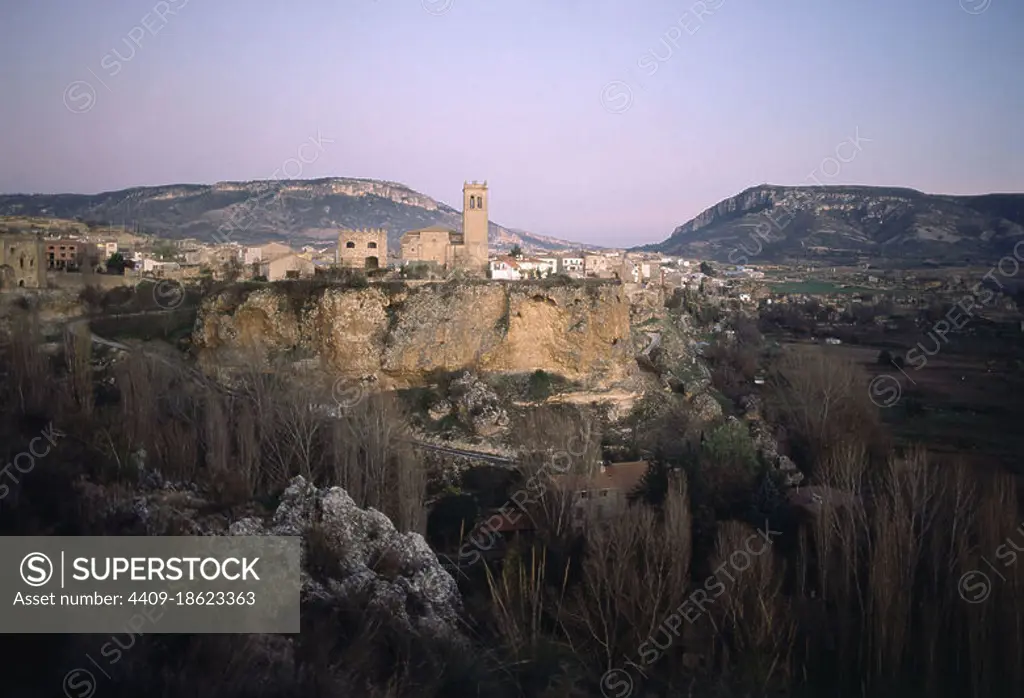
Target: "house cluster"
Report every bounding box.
[489,250,697,283]
[0,228,136,289]
[2,181,738,292]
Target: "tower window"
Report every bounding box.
[345,241,355,249]
[368,242,377,249]
[469,197,475,210]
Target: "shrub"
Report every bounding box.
[527,369,553,401]
[693,420,761,513]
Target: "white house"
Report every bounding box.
[538,256,559,271]
[490,256,522,280]
[559,255,585,274]
[517,257,556,277]
[141,259,180,274]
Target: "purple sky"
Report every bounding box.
[1,0,1022,247]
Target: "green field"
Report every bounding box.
[769,280,875,295]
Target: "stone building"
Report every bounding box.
[0,234,47,289]
[337,228,388,270]
[401,180,489,273]
[44,239,98,271]
[261,253,314,281]
[553,461,650,528]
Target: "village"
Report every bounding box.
[0,180,766,309]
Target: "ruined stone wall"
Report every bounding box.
[0,234,46,289]
[338,228,388,269]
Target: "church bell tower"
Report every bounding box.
[462,180,489,271]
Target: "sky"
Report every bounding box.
[1,0,1022,247]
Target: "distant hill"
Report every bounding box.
[0,178,589,253]
[641,185,1024,265]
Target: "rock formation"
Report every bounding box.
[77,471,467,647]
[194,281,636,389]
[230,476,465,645]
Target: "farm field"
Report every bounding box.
[769,280,877,294]
[781,338,1024,473]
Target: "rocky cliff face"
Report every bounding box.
[646,185,1024,264]
[194,281,636,388]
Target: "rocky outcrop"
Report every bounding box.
[445,371,509,436]
[194,281,636,388]
[741,396,805,487]
[77,472,466,647]
[230,477,465,645]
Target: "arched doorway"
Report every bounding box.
[365,256,379,270]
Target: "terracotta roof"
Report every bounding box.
[493,255,520,269]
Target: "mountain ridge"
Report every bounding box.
[0,177,591,253]
[640,184,1024,265]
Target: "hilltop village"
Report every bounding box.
[0,180,725,291]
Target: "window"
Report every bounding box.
[600,489,609,498]
[345,241,355,249]
[469,197,475,210]
[578,490,589,500]
[367,242,377,249]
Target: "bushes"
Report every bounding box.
[694,420,762,513]
[527,369,553,401]
[764,348,887,475]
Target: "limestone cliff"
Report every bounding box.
[193,281,636,388]
[644,184,1024,263]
